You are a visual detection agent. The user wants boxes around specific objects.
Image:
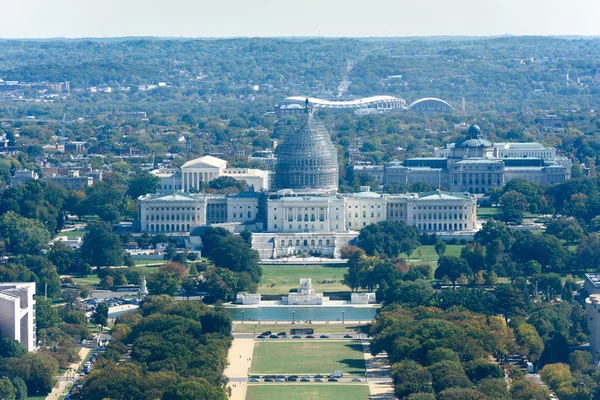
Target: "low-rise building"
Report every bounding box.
[585,274,600,295]
[0,283,36,351]
[11,169,38,186]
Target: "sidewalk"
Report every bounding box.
[45,347,90,400]
[223,338,255,400]
[360,339,395,399]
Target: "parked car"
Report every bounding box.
[277,332,287,336]
[264,378,274,382]
[351,378,362,382]
[261,331,272,335]
[314,374,323,378]
[306,335,315,339]
[286,377,298,382]
[250,375,260,379]
[344,334,353,338]
[292,335,301,339]
[328,378,339,382]
[249,378,259,382]
[257,335,266,339]
[300,378,310,382]
[314,378,324,382]
[269,334,278,339]
[275,378,285,382]
[320,335,329,338]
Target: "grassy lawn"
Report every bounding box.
[258,265,350,295]
[28,396,48,400]
[246,385,370,400]
[405,244,463,262]
[133,260,163,266]
[71,274,100,285]
[234,323,365,334]
[251,340,365,375]
[57,230,87,237]
[477,206,499,219]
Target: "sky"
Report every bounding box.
[2,0,600,38]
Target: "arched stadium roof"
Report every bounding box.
[407,97,454,111]
[285,95,406,109]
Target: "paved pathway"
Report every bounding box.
[224,338,255,400]
[360,339,395,399]
[45,347,90,400]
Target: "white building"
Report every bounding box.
[139,188,477,259]
[0,283,36,352]
[356,125,571,194]
[152,155,270,193]
[586,294,600,361]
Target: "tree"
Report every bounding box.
[476,378,509,399]
[0,378,16,400]
[503,178,549,214]
[0,212,51,256]
[495,284,527,322]
[435,256,470,288]
[4,353,59,396]
[10,378,26,400]
[92,302,109,328]
[0,338,26,359]
[499,191,528,224]
[438,388,487,400]
[510,378,550,400]
[80,221,125,267]
[209,235,261,282]
[427,361,471,393]
[434,240,447,257]
[48,241,77,274]
[199,227,231,258]
[540,363,573,392]
[514,323,544,363]
[576,233,600,272]
[35,297,62,330]
[426,348,460,366]
[545,217,584,244]
[147,262,189,296]
[464,359,504,382]
[460,243,486,273]
[391,360,434,399]
[343,251,368,291]
[383,280,435,307]
[127,171,160,199]
[163,379,228,400]
[568,350,592,372]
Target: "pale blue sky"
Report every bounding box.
[1,0,600,38]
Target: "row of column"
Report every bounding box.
[182,171,219,191]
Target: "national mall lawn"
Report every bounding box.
[245,385,370,400]
[250,340,366,376]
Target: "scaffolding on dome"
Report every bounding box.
[275,113,339,192]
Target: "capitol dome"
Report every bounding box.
[275,112,339,191]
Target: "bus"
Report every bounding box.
[290,328,314,335]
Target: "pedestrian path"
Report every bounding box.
[360,339,395,399]
[224,338,255,400]
[45,347,90,400]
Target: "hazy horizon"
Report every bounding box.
[3,0,600,39]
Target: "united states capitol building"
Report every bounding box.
[139,111,478,259]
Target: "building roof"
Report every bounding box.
[417,190,472,200]
[586,274,600,289]
[285,95,405,109]
[181,155,227,169]
[406,97,454,110]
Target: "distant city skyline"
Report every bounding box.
[2,0,600,38]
